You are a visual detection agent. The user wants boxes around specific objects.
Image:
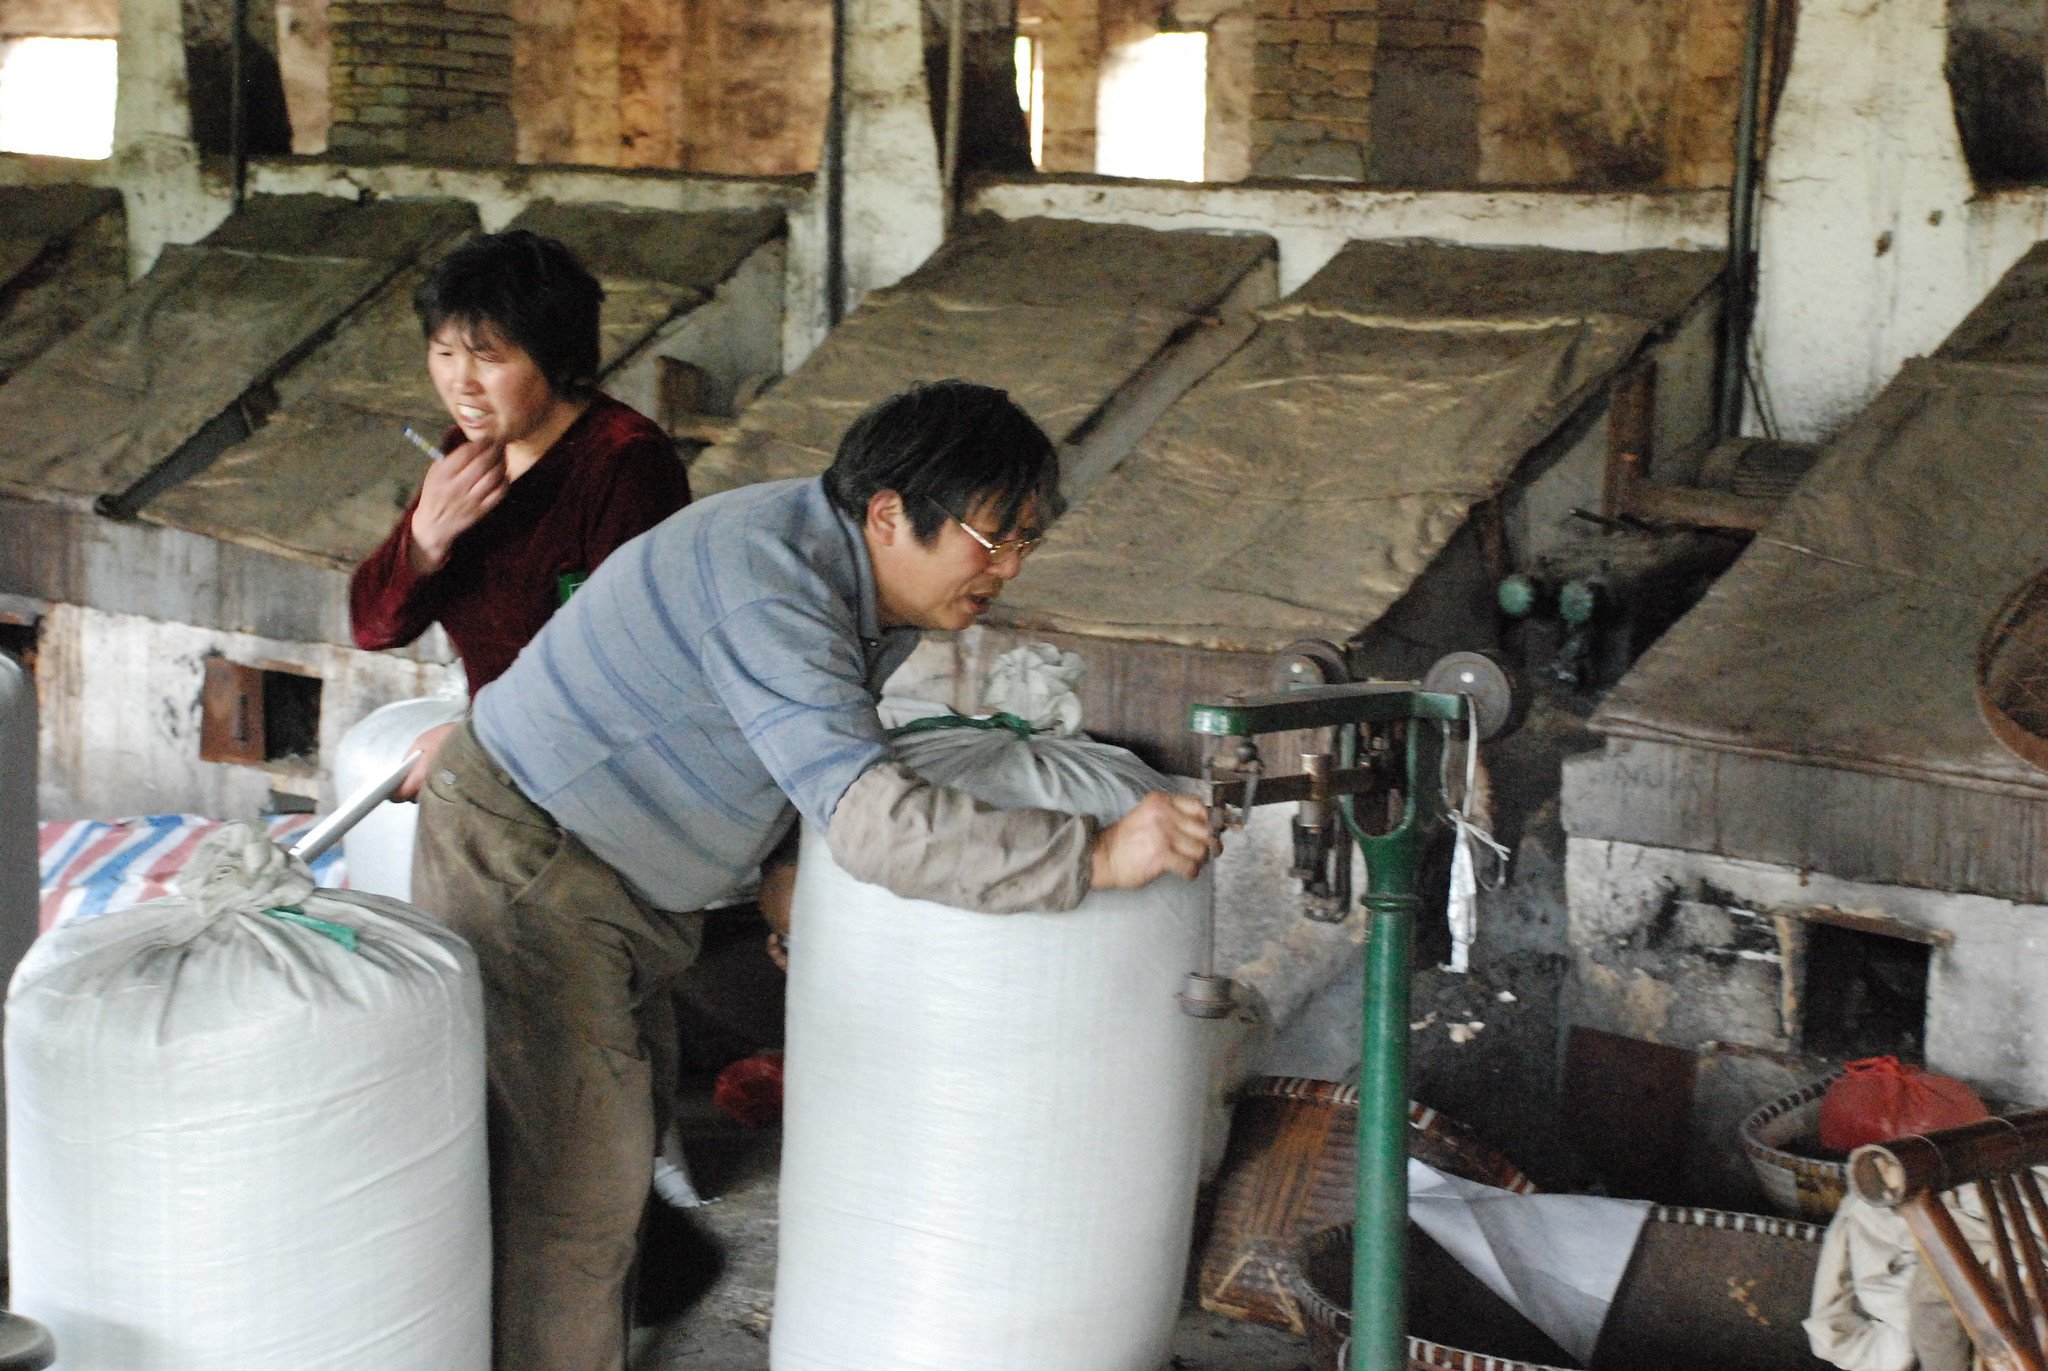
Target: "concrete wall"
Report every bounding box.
[33,603,454,819]
[1567,834,2048,1114]
[1753,0,2048,440]
[974,176,1727,293]
[1478,0,1754,191]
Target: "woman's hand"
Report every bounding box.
[392,721,458,803]
[408,438,509,573]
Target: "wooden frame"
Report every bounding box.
[1849,1109,2048,1371]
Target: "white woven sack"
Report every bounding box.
[334,686,467,901]
[773,725,1213,1371]
[7,823,489,1371]
[0,654,37,1266]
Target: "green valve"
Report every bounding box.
[1497,574,1539,618]
[1559,578,1600,626]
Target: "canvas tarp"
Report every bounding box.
[0,195,472,502]
[994,241,1722,652]
[140,203,783,569]
[687,213,1275,495]
[0,187,117,299]
[0,186,125,384]
[1593,350,2048,797]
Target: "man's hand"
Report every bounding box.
[408,438,508,573]
[1089,791,1216,891]
[392,721,458,802]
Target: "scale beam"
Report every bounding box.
[1188,683,1467,737]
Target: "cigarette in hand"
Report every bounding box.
[401,425,446,462]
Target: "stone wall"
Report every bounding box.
[327,0,515,161]
[1250,0,1374,181]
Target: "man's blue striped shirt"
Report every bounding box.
[471,477,921,912]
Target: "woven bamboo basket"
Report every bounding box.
[1738,1073,1849,1221]
[1196,1076,1534,1332]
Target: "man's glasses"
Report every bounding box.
[934,503,1044,562]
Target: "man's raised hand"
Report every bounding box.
[1089,791,1217,891]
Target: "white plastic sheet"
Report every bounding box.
[7,822,488,1370]
[774,725,1215,1371]
[333,677,466,901]
[1407,1159,1651,1363]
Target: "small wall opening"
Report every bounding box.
[0,36,116,158]
[1095,30,1206,181]
[0,619,37,680]
[199,659,323,770]
[1802,921,1932,1062]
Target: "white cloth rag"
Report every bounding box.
[1802,1180,2020,1371]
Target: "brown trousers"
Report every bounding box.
[414,721,704,1371]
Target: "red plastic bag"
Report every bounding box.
[1817,1056,1988,1152]
[713,1050,784,1128]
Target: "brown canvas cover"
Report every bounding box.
[141,202,783,568]
[0,186,125,383]
[1594,247,2048,797]
[687,213,1276,495]
[994,241,1722,652]
[0,195,471,502]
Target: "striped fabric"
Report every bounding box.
[37,815,348,931]
[474,477,920,914]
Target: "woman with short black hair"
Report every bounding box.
[349,229,689,698]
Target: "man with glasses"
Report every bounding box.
[412,378,1215,1371]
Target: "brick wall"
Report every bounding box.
[1369,0,1480,185]
[1250,0,1375,181]
[328,0,515,161]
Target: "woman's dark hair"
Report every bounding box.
[413,230,604,395]
[824,380,1064,543]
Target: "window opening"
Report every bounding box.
[1014,33,1044,169]
[0,37,116,159]
[1095,30,1205,182]
[1801,921,1932,1062]
[0,620,36,681]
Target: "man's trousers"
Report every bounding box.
[414,721,703,1371]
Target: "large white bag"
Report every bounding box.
[773,724,1214,1371]
[0,653,37,1266]
[7,823,488,1371]
[333,685,467,901]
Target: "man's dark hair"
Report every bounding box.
[413,230,604,395]
[824,380,1065,543]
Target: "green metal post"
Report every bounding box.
[1185,688,1460,1371]
[1341,722,1444,1371]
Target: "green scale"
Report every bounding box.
[1185,645,1516,1371]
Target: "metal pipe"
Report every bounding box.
[1353,890,1416,1371]
[1716,0,1770,439]
[942,0,966,227]
[229,0,249,207]
[824,0,849,326]
[1339,721,1444,1371]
